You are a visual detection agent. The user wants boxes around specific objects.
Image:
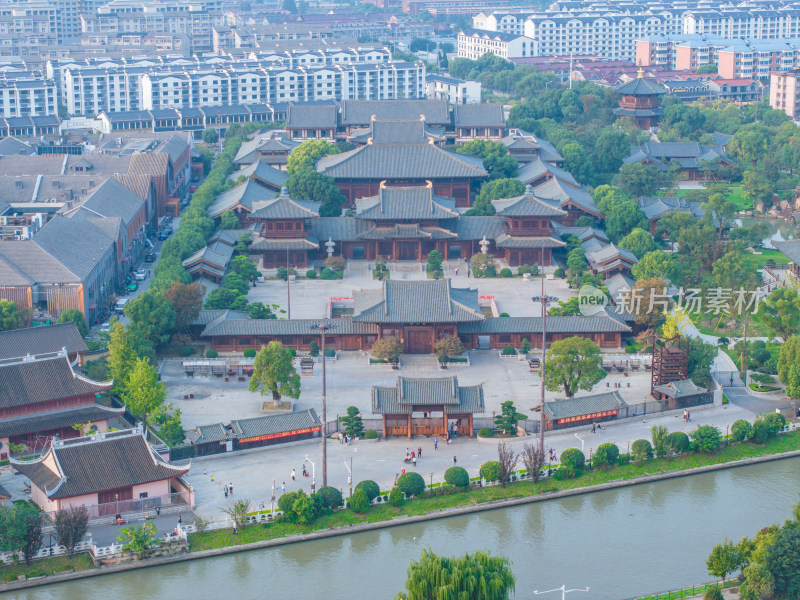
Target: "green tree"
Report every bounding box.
[593,128,630,174]
[395,549,515,600]
[53,505,89,557]
[740,563,775,600]
[615,162,673,197]
[493,400,527,435]
[433,335,464,357]
[122,358,166,425]
[731,419,753,442]
[593,442,620,468]
[426,249,443,274]
[707,538,744,584]
[467,178,524,215]
[249,341,301,402]
[117,522,159,556]
[339,406,365,438]
[107,321,139,393]
[691,425,721,453]
[560,447,586,472]
[292,493,323,525]
[0,503,42,565]
[479,461,501,481]
[354,480,380,501]
[543,336,606,398]
[456,139,517,179]
[619,228,656,259]
[220,210,240,230]
[743,170,771,209]
[231,255,260,282]
[125,290,176,347]
[317,486,342,509]
[631,439,653,462]
[287,169,345,216]
[713,250,758,291]
[703,192,736,242]
[205,288,242,310]
[631,250,679,282]
[350,488,370,513]
[763,288,800,340]
[444,466,469,488]
[57,308,88,337]
[0,299,23,331]
[667,431,690,454]
[651,425,669,458]
[286,140,340,174]
[397,472,425,497]
[371,337,403,361]
[604,199,649,243]
[688,337,718,388]
[163,281,205,333]
[247,302,275,320]
[201,128,219,144]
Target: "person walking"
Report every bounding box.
[412,454,417,467]
[302,464,307,477]
[229,482,233,495]
[178,515,182,525]
[434,438,438,451]
[592,421,596,434]
[291,468,296,481]
[417,446,422,458]
[453,455,457,465]
[281,481,286,494]
[224,485,229,498]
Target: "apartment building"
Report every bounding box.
[770,70,800,119]
[425,74,481,105]
[458,30,537,60]
[0,77,57,117]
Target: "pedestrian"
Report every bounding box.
[233,524,238,535]
[229,482,233,495]
[687,410,691,422]
[411,450,416,460]
[455,267,459,276]
[592,421,596,434]
[394,473,399,486]
[224,485,228,498]
[406,447,410,456]
[434,438,438,450]
[282,481,286,494]
[453,455,457,465]
[447,437,452,445]
[417,446,422,458]
[412,455,417,467]
[178,515,182,525]
[552,451,557,462]
[156,506,160,517]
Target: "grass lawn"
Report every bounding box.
[693,313,772,338]
[188,431,800,553]
[739,249,785,271]
[1,554,93,583]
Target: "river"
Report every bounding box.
[8,459,800,600]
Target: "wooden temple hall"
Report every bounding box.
[372,376,484,439]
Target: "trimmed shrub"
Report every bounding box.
[553,466,577,480]
[554,267,566,278]
[389,487,404,507]
[484,265,497,278]
[363,429,378,439]
[306,269,317,279]
[243,348,256,358]
[501,346,516,355]
[703,585,723,600]
[593,443,619,468]
[205,349,218,358]
[354,480,380,501]
[667,431,690,454]
[316,486,342,509]
[350,488,370,513]
[480,461,501,482]
[751,419,768,444]
[179,346,195,357]
[731,419,753,442]
[308,340,319,357]
[631,439,653,462]
[325,347,336,357]
[500,268,512,278]
[499,312,510,317]
[478,427,493,438]
[624,345,637,354]
[397,472,425,497]
[320,267,339,280]
[763,412,786,437]
[444,466,470,488]
[560,448,585,472]
[278,491,301,517]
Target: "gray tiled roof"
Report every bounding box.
[0,353,111,410]
[33,216,116,281]
[517,157,579,187]
[182,241,235,270]
[553,224,608,242]
[352,279,483,324]
[79,177,144,227]
[357,224,456,240]
[0,137,33,156]
[774,240,800,264]
[653,379,707,398]
[191,309,230,326]
[250,237,320,251]
[453,103,506,128]
[372,376,484,415]
[0,240,80,284]
[543,391,627,420]
[533,178,603,217]
[457,314,630,334]
[12,431,188,499]
[310,217,367,241]
[492,186,567,217]
[208,179,273,218]
[613,77,667,95]
[341,99,449,126]
[586,243,638,267]
[287,104,338,129]
[317,138,488,180]
[0,403,124,438]
[232,409,321,440]
[250,188,318,219]
[355,186,458,221]
[229,161,289,189]
[453,216,505,240]
[201,313,378,337]
[0,323,88,360]
[159,134,190,165]
[495,235,566,249]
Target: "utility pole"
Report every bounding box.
[310,322,337,487]
[532,276,556,457]
[286,247,291,319]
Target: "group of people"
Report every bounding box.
[223,482,234,498]
[682,409,692,422]
[548,448,558,463]
[404,447,423,465]
[591,421,604,434]
[339,433,354,445]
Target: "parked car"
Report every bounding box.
[134,268,148,281]
[158,232,168,241]
[145,253,156,262]
[99,322,112,333]
[127,281,138,292]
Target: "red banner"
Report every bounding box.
[239,426,320,444]
[558,410,619,425]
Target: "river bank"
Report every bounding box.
[4,438,800,595]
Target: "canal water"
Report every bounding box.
[8,459,800,600]
[737,216,799,247]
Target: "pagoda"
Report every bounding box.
[613,70,667,130]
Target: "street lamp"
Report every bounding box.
[286,247,291,319]
[533,585,590,600]
[343,448,357,498]
[532,276,557,457]
[304,456,316,493]
[310,322,338,487]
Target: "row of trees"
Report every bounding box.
[0,505,88,565]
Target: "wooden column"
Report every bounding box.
[382,415,387,440]
[407,414,412,439]
[469,414,473,438]
[443,405,448,440]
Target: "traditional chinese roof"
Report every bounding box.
[543,391,627,421]
[355,185,459,221]
[639,196,704,220]
[352,279,483,324]
[229,161,289,189]
[250,186,318,220]
[12,428,188,500]
[189,409,321,444]
[372,376,485,415]
[181,241,235,278]
[453,103,506,128]
[533,178,603,217]
[201,312,377,337]
[614,77,667,96]
[492,184,567,217]
[208,179,272,218]
[341,99,449,127]
[356,224,457,240]
[653,379,707,398]
[586,243,638,273]
[457,314,630,334]
[0,323,87,360]
[494,234,566,249]
[0,403,124,439]
[516,157,579,187]
[773,240,800,264]
[0,352,111,410]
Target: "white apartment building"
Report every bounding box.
[458,31,538,60]
[0,78,56,117]
[425,74,481,104]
